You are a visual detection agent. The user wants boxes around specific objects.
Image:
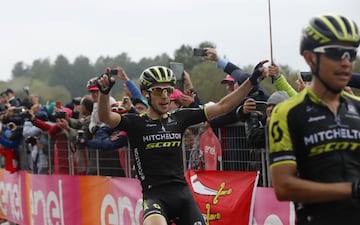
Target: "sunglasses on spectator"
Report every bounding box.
[147,86,174,96]
[135,105,147,112]
[312,45,357,62]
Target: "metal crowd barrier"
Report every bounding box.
[4,122,271,186]
[183,122,270,187]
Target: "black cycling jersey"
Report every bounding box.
[269,87,360,225]
[116,107,207,190]
[116,107,207,224]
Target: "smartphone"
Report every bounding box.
[300,72,312,82]
[55,101,61,109]
[193,48,207,56]
[169,62,184,80]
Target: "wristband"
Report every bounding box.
[352,179,360,198]
[274,74,281,81]
[249,62,264,86]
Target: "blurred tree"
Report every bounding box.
[30,58,52,83]
[173,41,216,72]
[93,56,113,78]
[36,85,71,104]
[173,44,194,70]
[50,55,73,90]
[72,55,94,97]
[199,41,216,49]
[190,61,227,103]
[12,62,31,79]
[6,43,359,104]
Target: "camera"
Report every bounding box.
[72,97,82,105]
[13,107,23,115]
[54,111,67,119]
[254,101,267,114]
[20,110,32,120]
[193,48,207,56]
[11,107,31,120]
[110,69,118,76]
[25,136,37,146]
[7,123,15,130]
[0,104,8,115]
[249,112,260,129]
[77,130,86,145]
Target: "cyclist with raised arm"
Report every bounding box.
[96,63,268,225]
[269,14,360,224]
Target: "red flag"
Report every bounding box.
[199,127,222,170]
[186,170,258,225]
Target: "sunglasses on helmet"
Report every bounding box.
[147,86,174,96]
[312,45,358,62]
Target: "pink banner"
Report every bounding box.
[0,169,295,225]
[0,169,142,225]
[253,187,295,225]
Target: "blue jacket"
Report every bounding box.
[86,126,128,150]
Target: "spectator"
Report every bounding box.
[31,107,85,175]
[268,63,298,97]
[220,74,235,93]
[244,91,289,149]
[23,114,49,174]
[86,77,116,175]
[0,106,25,173]
[116,68,148,107]
[2,88,21,107]
[203,48,269,171]
[132,98,148,114]
[205,48,269,126]
[68,95,94,175]
[84,102,129,177]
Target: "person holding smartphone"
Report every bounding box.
[242,91,289,149]
[269,14,360,224]
[96,63,268,225]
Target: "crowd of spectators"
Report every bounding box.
[0,49,316,179]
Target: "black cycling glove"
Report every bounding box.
[96,73,115,95]
[249,61,265,86]
[352,179,360,198]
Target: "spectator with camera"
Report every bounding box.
[31,104,86,175]
[86,77,117,175]
[243,90,289,149]
[83,102,128,177]
[23,115,49,174]
[0,105,25,173]
[2,88,21,107]
[203,48,269,171]
[68,95,94,175]
[64,97,82,119]
[204,48,269,125]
